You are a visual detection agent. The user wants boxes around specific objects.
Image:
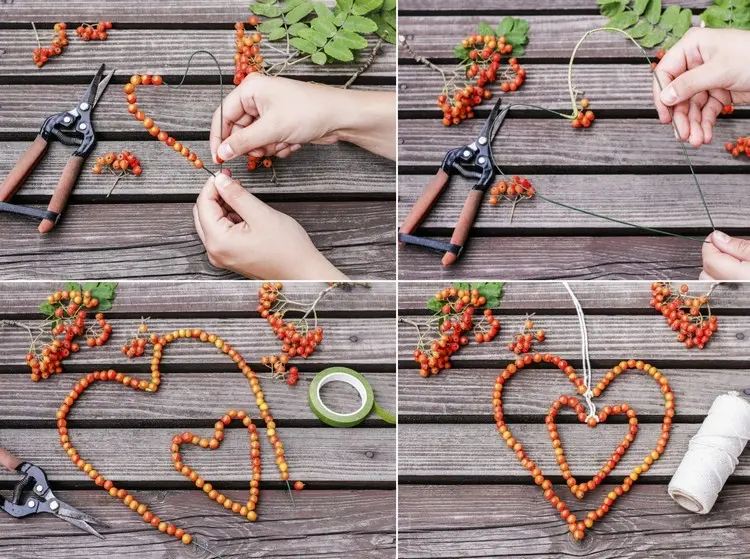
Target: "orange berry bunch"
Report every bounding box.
[721,104,735,116]
[725,136,750,158]
[571,98,595,129]
[85,312,113,348]
[507,316,545,354]
[649,282,718,349]
[488,175,535,207]
[247,155,274,172]
[649,49,666,71]
[75,21,112,41]
[92,150,142,176]
[234,18,265,86]
[124,74,205,170]
[121,322,151,358]
[33,22,68,67]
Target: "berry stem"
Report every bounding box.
[344,38,383,89]
[399,35,448,81]
[31,22,42,50]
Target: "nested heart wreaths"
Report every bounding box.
[56,327,295,547]
[493,353,674,541]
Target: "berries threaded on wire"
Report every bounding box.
[75,21,112,41]
[725,135,750,158]
[507,315,545,354]
[234,18,265,86]
[649,282,718,349]
[571,98,595,129]
[487,175,535,207]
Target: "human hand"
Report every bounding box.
[211,74,396,162]
[653,27,750,147]
[700,230,750,280]
[193,170,348,280]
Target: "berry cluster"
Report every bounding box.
[124,74,206,170]
[33,23,68,67]
[92,150,143,176]
[725,136,750,158]
[721,104,735,116]
[649,49,666,72]
[233,18,265,86]
[649,282,718,349]
[507,316,545,354]
[247,155,274,172]
[85,312,113,348]
[75,21,112,41]
[488,175,535,207]
[571,98,595,129]
[121,322,151,358]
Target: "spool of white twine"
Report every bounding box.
[668,391,750,514]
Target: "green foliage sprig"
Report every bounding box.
[597,0,692,50]
[426,282,504,313]
[453,16,530,60]
[39,281,118,322]
[701,0,750,29]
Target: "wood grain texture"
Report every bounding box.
[0,281,395,316]
[0,427,395,484]
[398,0,710,12]
[399,174,748,230]
[399,314,750,363]
[398,14,699,60]
[0,201,396,279]
[398,485,749,559]
[397,281,747,310]
[0,29,394,79]
[0,489,395,559]
[1,317,395,370]
[398,236,709,280]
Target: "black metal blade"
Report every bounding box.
[80,64,106,108]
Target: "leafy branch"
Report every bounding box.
[701,0,750,29]
[597,0,692,50]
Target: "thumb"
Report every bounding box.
[710,230,750,262]
[659,62,725,106]
[214,172,269,223]
[216,115,282,162]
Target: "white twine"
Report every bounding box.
[562,282,596,422]
[668,391,750,514]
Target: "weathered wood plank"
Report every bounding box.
[398,15,698,60]
[397,281,746,310]
[397,423,748,479]
[0,281,395,316]
[0,29,395,79]
[398,118,750,168]
[398,368,739,419]
[398,314,750,363]
[0,427,395,483]
[399,0,710,11]
[0,371,395,424]
[399,174,747,231]
[0,489,395,558]
[398,484,749,558]
[398,236,707,280]
[1,317,395,370]
[0,201,396,280]
[0,140,395,199]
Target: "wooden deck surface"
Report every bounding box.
[0,282,396,558]
[398,281,750,557]
[397,6,750,280]
[0,7,396,280]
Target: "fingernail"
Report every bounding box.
[290,144,302,152]
[713,230,730,244]
[660,86,678,105]
[214,172,233,191]
[249,149,264,157]
[217,143,235,161]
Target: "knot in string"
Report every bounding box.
[563,282,596,422]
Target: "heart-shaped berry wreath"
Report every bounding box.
[56,328,295,547]
[493,353,674,541]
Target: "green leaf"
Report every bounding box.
[311,51,328,64]
[673,8,692,37]
[599,0,626,17]
[702,6,731,27]
[383,0,396,10]
[633,0,649,16]
[298,26,329,46]
[627,20,653,38]
[39,302,55,316]
[312,17,338,37]
[91,283,117,301]
[281,0,306,11]
[65,282,82,293]
[352,0,383,15]
[454,282,470,291]
[426,297,443,313]
[335,28,368,49]
[314,2,336,20]
[258,18,285,32]
[511,18,529,38]
[496,16,514,37]
[477,22,495,37]
[286,2,314,23]
[257,0,277,3]
[324,38,354,61]
[607,10,639,29]
[504,30,528,46]
[659,5,681,31]
[381,8,395,28]
[336,0,354,11]
[510,45,525,57]
[454,44,469,59]
[641,25,667,47]
[661,35,678,50]
[375,22,396,43]
[268,27,287,40]
[290,36,318,53]
[97,300,113,312]
[288,22,309,36]
[82,282,99,291]
[251,3,283,17]
[472,281,504,308]
[714,0,732,7]
[343,14,378,32]
[645,0,662,25]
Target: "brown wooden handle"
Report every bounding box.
[0,136,48,202]
[399,169,450,238]
[442,189,484,267]
[0,448,22,472]
[39,155,85,233]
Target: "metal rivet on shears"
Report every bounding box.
[79,102,90,111]
[477,156,487,164]
[27,499,36,508]
[63,116,72,123]
[478,136,487,145]
[463,150,471,158]
[35,484,44,493]
[78,123,87,131]
[49,500,59,511]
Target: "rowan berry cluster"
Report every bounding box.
[725,136,750,158]
[234,18,265,86]
[721,104,735,116]
[488,175,535,207]
[85,312,113,348]
[121,322,151,358]
[33,23,68,67]
[649,282,718,349]
[76,21,112,41]
[247,155,274,172]
[571,98,595,129]
[507,316,545,354]
[649,49,666,71]
[92,151,142,176]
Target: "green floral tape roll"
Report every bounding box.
[308,367,396,427]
